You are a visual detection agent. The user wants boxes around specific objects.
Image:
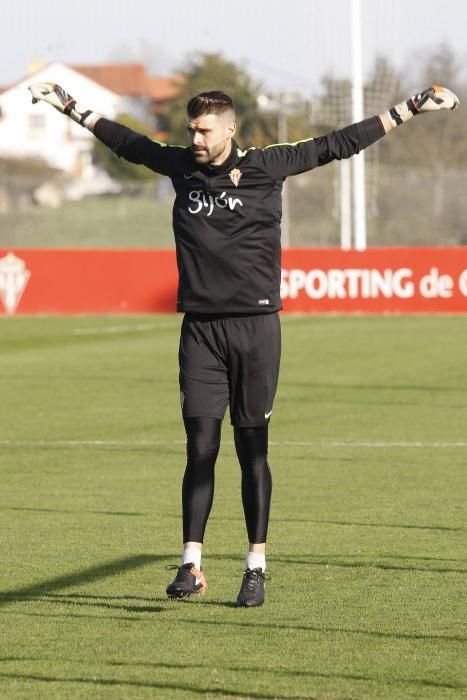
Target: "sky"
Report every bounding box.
[1,0,466,95]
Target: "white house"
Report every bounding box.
[0,62,180,178]
[0,62,126,176]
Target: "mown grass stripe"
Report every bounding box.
[1,439,466,448]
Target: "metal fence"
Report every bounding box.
[1,159,466,249]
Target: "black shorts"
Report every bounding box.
[179,313,281,427]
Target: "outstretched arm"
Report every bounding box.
[29,82,101,131]
[28,82,182,176]
[257,85,460,179]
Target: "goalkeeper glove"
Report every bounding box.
[387,85,459,128]
[28,82,99,130]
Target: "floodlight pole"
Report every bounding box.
[257,91,291,247]
[350,0,367,251]
[340,160,352,250]
[278,98,291,248]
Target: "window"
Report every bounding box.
[28,113,46,130]
[27,112,46,140]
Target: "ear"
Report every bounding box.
[227,121,236,138]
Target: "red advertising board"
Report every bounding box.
[0,249,178,315]
[1,247,466,315]
[281,247,467,313]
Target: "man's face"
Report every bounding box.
[187,111,236,166]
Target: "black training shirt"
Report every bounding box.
[94,117,385,314]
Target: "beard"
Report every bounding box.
[192,140,228,165]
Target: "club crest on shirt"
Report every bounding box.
[229,168,242,187]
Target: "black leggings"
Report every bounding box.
[182,417,272,544]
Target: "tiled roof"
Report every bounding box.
[71,63,182,100]
[147,75,183,101]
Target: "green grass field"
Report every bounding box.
[0,314,465,699]
[0,194,174,249]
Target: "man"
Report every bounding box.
[29,81,459,607]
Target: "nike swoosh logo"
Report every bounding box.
[265,410,273,419]
[183,174,195,179]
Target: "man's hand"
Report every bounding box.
[385,85,459,130]
[411,86,459,113]
[29,82,75,111]
[28,82,99,130]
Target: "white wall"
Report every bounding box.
[0,63,124,174]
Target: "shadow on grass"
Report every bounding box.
[266,555,466,575]
[3,506,145,517]
[210,516,463,532]
[37,595,163,614]
[42,592,159,603]
[4,610,164,623]
[281,381,467,394]
[26,591,227,613]
[0,659,462,692]
[271,518,463,532]
[0,554,170,608]
[0,672,318,699]
[4,606,465,646]
[174,616,466,644]
[201,552,466,575]
[113,661,464,689]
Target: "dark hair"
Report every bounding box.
[186,91,235,118]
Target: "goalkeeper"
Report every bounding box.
[29,80,459,607]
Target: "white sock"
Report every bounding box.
[246,552,266,572]
[182,546,202,571]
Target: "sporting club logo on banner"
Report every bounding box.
[0,252,31,315]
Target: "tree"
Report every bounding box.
[418,43,462,91]
[165,52,276,147]
[380,44,467,170]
